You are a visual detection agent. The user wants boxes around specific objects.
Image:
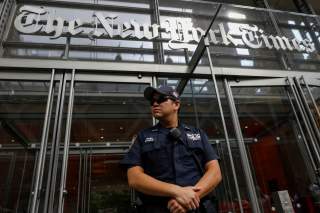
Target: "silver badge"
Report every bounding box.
[144,137,154,143]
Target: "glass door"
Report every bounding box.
[226,77,320,213]
[0,71,56,213]
[59,73,153,212]
[295,77,320,143]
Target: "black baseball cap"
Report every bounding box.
[144,86,180,101]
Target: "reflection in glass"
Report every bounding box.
[65,153,130,213]
[0,80,49,212]
[71,82,152,143]
[232,86,319,213]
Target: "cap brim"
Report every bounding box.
[144,86,167,101]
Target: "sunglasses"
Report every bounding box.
[150,95,175,106]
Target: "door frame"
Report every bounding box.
[225,76,320,213]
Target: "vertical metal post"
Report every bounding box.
[300,76,320,124]
[287,78,320,164]
[151,0,164,64]
[205,40,244,213]
[223,78,261,213]
[294,77,320,143]
[30,69,55,213]
[43,75,64,213]
[47,73,68,213]
[58,69,76,213]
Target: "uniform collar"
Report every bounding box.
[153,122,191,132]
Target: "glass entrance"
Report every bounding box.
[61,74,153,212]
[227,77,320,213]
[0,73,54,213]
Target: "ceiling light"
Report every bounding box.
[227,12,246,20]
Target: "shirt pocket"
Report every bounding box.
[185,139,205,166]
[141,143,170,176]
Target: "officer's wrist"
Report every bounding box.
[170,185,181,198]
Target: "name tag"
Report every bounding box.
[144,137,155,143]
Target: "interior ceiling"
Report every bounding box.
[202,0,320,14]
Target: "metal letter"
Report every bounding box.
[208,29,220,45]
[88,21,103,40]
[164,18,193,49]
[131,20,143,39]
[191,27,205,42]
[14,6,46,34]
[219,23,238,46]
[44,15,65,39]
[260,33,274,49]
[68,18,83,36]
[95,12,118,38]
[240,25,263,49]
[268,35,292,51]
[119,22,132,38]
[291,38,305,52]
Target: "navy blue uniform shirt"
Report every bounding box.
[121,123,219,204]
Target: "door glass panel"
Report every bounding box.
[157,78,250,213]
[231,85,319,213]
[64,81,152,212]
[0,80,50,212]
[70,82,152,143]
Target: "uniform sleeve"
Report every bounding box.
[120,134,143,169]
[200,129,220,163]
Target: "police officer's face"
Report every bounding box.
[150,93,180,119]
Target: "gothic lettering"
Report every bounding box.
[13,5,317,54]
[240,25,263,49]
[14,6,46,34]
[44,15,64,39]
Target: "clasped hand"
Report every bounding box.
[167,186,200,213]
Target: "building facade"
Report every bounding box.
[0,0,319,212]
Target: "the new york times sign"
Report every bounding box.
[14,6,316,53]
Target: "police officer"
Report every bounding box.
[121,86,222,213]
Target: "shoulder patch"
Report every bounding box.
[186,133,201,141]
